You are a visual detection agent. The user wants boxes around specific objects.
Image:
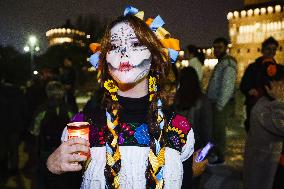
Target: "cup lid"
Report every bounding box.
[67,122,90,127]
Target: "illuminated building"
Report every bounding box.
[46,20,86,47]
[227,0,284,80]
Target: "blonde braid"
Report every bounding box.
[104,80,121,189]
[147,76,166,189]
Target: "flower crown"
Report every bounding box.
[88,6,181,72]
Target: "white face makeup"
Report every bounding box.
[106,22,152,84]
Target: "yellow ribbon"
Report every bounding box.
[155,180,164,189]
[155,27,170,40]
[149,148,165,173]
[113,175,120,189]
[135,11,144,20]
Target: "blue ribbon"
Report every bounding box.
[157,99,162,107]
[155,139,161,155]
[124,6,139,16]
[168,48,179,63]
[89,52,101,69]
[149,15,165,32]
[156,167,164,181]
[106,143,113,155]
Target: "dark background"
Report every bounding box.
[0,0,243,52]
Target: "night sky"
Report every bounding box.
[0,0,243,52]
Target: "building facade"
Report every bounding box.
[46,20,86,47]
[227,0,284,80]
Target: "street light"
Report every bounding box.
[24,35,40,77]
[24,45,30,52]
[29,36,37,46]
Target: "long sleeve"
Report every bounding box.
[216,59,237,110]
[181,129,195,162]
[240,62,264,96]
[257,100,284,137]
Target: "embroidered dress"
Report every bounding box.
[62,95,195,189]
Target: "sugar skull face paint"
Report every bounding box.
[106,22,152,84]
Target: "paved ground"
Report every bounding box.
[200,125,245,189]
[200,91,246,189]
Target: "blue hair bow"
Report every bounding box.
[124,6,139,16]
[168,48,179,63]
[89,52,101,69]
[149,15,165,32]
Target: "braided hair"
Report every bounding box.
[99,15,170,188]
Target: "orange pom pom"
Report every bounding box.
[160,38,180,51]
[267,64,277,77]
[90,43,101,53]
[145,18,154,26]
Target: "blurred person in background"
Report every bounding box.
[160,64,178,108]
[175,67,212,188]
[240,37,279,132]
[30,81,79,189]
[243,62,284,189]
[59,57,78,113]
[206,37,237,165]
[187,45,205,82]
[0,72,27,182]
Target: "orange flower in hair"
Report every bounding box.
[267,64,277,77]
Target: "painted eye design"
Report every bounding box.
[132,41,143,48]
[110,44,119,50]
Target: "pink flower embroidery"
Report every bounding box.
[171,114,191,134]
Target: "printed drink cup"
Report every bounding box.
[67,122,90,158]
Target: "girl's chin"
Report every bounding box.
[112,76,138,84]
[113,72,145,83]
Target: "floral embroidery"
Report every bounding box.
[89,114,189,152]
[115,123,136,145]
[169,135,180,147]
[134,124,150,145]
[149,76,157,102]
[89,125,105,146]
[149,76,157,92]
[111,94,118,101]
[166,114,190,151]
[118,133,125,145]
[98,131,105,145]
[171,114,190,134]
[104,79,118,93]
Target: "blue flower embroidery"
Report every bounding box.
[118,133,125,145]
[134,124,150,145]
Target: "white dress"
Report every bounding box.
[62,115,195,189]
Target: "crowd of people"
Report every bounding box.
[1,8,284,189]
[0,57,80,188]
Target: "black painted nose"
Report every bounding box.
[120,47,128,57]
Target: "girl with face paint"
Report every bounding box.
[47,14,195,189]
